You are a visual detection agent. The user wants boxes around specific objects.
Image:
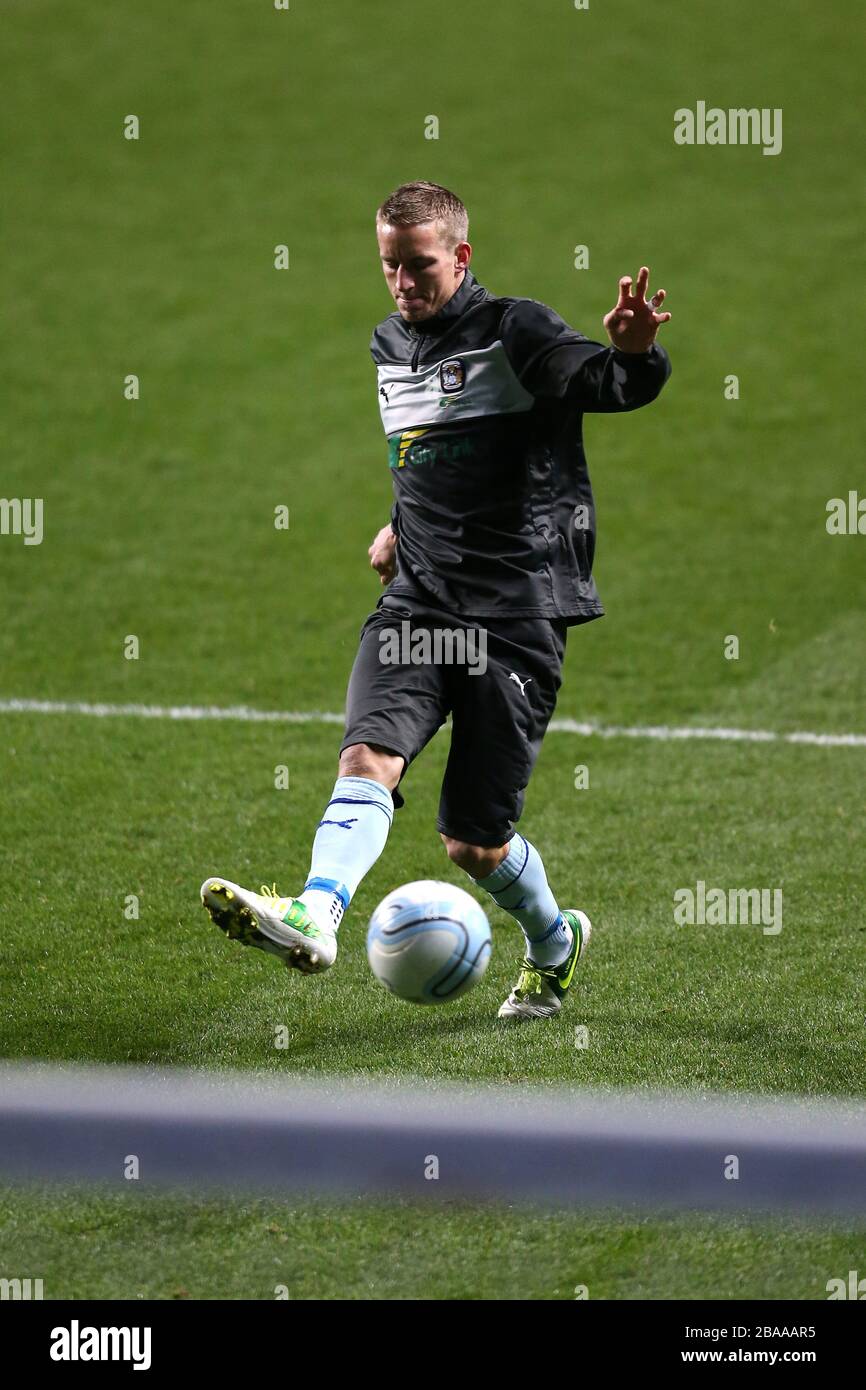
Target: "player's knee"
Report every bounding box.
[440,834,507,878]
[339,742,403,790]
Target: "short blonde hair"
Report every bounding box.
[376,180,469,250]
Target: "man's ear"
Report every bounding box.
[455,241,472,273]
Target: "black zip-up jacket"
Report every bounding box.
[370,268,671,623]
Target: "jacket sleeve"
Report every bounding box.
[501,298,671,413]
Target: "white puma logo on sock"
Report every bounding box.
[508,672,532,696]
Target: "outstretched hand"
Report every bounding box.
[603,266,671,354]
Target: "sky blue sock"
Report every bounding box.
[473,832,572,967]
[297,776,393,933]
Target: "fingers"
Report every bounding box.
[619,268,668,308]
[618,267,659,307]
[648,287,670,323]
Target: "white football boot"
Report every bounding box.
[200,877,337,975]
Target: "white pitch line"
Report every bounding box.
[548,717,866,748]
[0,698,864,747]
[0,698,345,726]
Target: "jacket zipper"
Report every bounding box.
[411,332,425,371]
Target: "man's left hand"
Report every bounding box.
[603,266,671,354]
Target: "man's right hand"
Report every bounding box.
[368,523,397,585]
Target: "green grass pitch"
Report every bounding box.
[1,0,863,1298]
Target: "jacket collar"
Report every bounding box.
[406,268,482,337]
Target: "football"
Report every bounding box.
[366,880,492,1005]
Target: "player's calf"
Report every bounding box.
[447,829,593,1020]
[200,773,397,976]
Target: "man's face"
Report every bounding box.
[377,220,471,323]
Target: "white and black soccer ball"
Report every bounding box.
[366,880,492,1005]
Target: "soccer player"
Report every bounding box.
[201,181,671,1021]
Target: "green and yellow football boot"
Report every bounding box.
[497,909,592,1021]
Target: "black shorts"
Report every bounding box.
[340,588,567,848]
